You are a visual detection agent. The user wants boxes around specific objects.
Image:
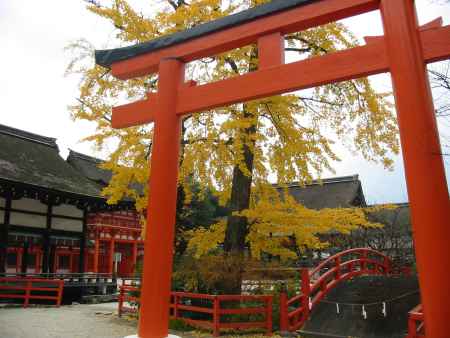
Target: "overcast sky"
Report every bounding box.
[0,0,449,205]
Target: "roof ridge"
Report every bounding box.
[278,175,359,188]
[68,149,105,164]
[0,123,58,149]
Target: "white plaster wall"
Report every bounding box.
[52,217,83,232]
[0,197,5,208]
[53,204,83,218]
[12,198,47,213]
[10,212,46,228]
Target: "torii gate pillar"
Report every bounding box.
[381,1,450,335]
[138,59,184,337]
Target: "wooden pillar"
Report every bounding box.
[78,209,87,273]
[16,248,22,273]
[42,201,53,273]
[93,237,100,273]
[0,192,11,274]
[380,1,450,336]
[55,251,60,273]
[131,241,138,274]
[69,251,74,273]
[21,242,29,274]
[138,58,184,338]
[34,250,40,273]
[49,244,56,274]
[108,237,115,275]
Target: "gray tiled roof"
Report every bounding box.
[67,150,112,187]
[0,124,103,198]
[278,175,366,209]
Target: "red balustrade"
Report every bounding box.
[118,285,272,336]
[0,277,64,308]
[279,248,392,332]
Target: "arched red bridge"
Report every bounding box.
[279,248,392,332]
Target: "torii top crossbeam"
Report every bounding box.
[95,1,450,337]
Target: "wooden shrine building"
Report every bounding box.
[0,124,143,278]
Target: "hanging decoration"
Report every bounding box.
[362,305,367,320]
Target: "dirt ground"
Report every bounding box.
[0,303,274,338]
[0,303,137,338]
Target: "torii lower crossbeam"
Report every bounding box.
[95,1,450,337]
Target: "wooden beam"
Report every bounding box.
[176,40,388,115]
[421,25,450,63]
[111,25,450,129]
[112,93,158,129]
[111,0,379,79]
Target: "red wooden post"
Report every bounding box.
[93,238,99,273]
[213,296,220,337]
[119,286,124,317]
[384,256,391,275]
[34,250,39,273]
[300,268,311,319]
[279,289,289,332]
[69,252,74,273]
[265,296,273,336]
[257,32,285,69]
[54,251,59,273]
[16,248,21,273]
[108,238,115,275]
[56,280,63,307]
[137,58,184,338]
[173,294,179,319]
[380,1,450,336]
[360,250,367,272]
[408,316,418,338]
[24,280,31,308]
[131,241,138,274]
[334,256,341,280]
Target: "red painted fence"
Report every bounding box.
[407,304,425,338]
[0,277,64,307]
[118,285,273,336]
[279,248,392,332]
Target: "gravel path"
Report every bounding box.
[0,303,274,338]
[0,303,137,338]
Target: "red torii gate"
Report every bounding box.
[94,0,450,337]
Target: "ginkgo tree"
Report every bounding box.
[68,0,399,275]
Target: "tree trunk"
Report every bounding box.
[222,48,258,293]
[223,107,256,254]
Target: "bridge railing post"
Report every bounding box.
[384,257,391,274]
[334,256,341,280]
[360,250,367,272]
[300,268,311,320]
[279,283,289,332]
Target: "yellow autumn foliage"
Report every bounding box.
[67,0,400,255]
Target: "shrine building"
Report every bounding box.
[0,124,143,278]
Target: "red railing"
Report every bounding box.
[118,285,273,336]
[0,277,64,308]
[280,248,392,332]
[407,304,425,338]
